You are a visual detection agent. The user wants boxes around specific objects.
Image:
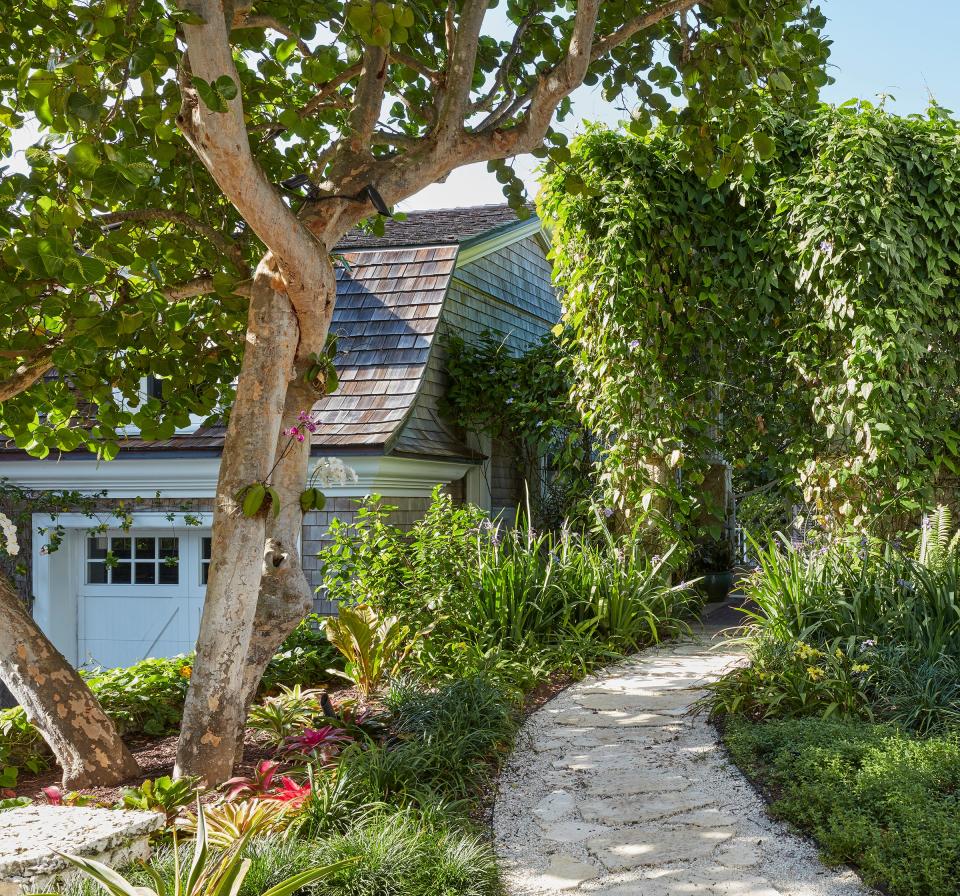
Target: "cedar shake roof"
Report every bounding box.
[335,204,528,250]
[6,206,538,461]
[313,244,460,451]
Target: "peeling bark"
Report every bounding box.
[0,573,140,788]
[175,266,303,784]
[232,379,317,765]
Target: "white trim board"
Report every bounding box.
[2,455,474,499]
[455,217,543,267]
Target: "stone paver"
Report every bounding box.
[494,629,875,896]
[0,805,162,895]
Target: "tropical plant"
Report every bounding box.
[711,531,960,732]
[278,726,351,764]
[178,799,293,850]
[121,776,201,825]
[56,799,355,896]
[247,685,324,747]
[323,604,420,699]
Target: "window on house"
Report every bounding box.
[146,376,164,401]
[87,535,180,585]
[200,536,212,585]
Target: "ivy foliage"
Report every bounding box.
[0,1,829,459]
[442,333,593,524]
[542,102,960,527]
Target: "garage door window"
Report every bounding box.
[87,535,180,585]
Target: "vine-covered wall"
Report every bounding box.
[542,104,960,531]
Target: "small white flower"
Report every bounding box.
[0,512,19,557]
[313,457,359,487]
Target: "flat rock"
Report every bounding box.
[0,806,163,896]
[494,630,877,896]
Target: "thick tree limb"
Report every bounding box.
[99,209,248,272]
[0,349,54,402]
[436,0,490,145]
[176,0,330,358]
[339,45,388,163]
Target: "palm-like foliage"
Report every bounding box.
[324,605,420,698]
[55,799,355,896]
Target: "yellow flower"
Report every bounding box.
[834,647,844,660]
[852,663,870,673]
[807,665,825,681]
[179,666,192,679]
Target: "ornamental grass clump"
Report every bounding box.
[710,529,960,732]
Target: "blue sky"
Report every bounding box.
[406,1,960,209]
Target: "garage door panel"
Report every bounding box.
[78,530,206,670]
[80,596,190,668]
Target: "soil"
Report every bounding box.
[14,682,358,806]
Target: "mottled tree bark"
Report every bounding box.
[175,269,305,784]
[232,378,318,765]
[0,574,140,788]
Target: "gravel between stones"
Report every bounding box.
[493,629,877,896]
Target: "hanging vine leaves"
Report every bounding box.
[543,103,960,528]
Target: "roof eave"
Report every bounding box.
[455,216,543,267]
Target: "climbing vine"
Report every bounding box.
[442,333,593,526]
[542,102,960,531]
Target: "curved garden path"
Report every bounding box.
[494,623,875,896]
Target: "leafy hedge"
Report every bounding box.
[724,718,960,896]
[1,615,339,783]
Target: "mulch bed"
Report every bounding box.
[14,674,573,810]
[14,683,357,806]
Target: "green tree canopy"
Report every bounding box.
[543,102,960,530]
[0,1,829,460]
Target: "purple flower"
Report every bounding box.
[860,639,877,652]
[629,340,641,351]
[603,507,615,518]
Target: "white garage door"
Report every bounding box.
[79,530,210,669]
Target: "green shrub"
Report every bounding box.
[0,615,339,780]
[306,809,500,896]
[321,490,697,682]
[713,534,960,731]
[724,718,960,896]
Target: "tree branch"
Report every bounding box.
[590,0,701,61]
[470,4,541,115]
[0,349,55,402]
[162,276,253,301]
[176,0,331,358]
[436,0,490,145]
[231,13,312,58]
[99,209,248,272]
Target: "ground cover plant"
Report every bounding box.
[724,718,960,896]
[0,616,340,787]
[709,527,960,732]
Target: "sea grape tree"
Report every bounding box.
[0,0,829,782]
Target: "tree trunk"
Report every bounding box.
[232,379,317,765]
[0,573,141,788]
[175,265,303,784]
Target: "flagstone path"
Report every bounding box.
[494,627,875,896]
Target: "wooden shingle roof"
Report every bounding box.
[335,204,528,250]
[313,244,459,451]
